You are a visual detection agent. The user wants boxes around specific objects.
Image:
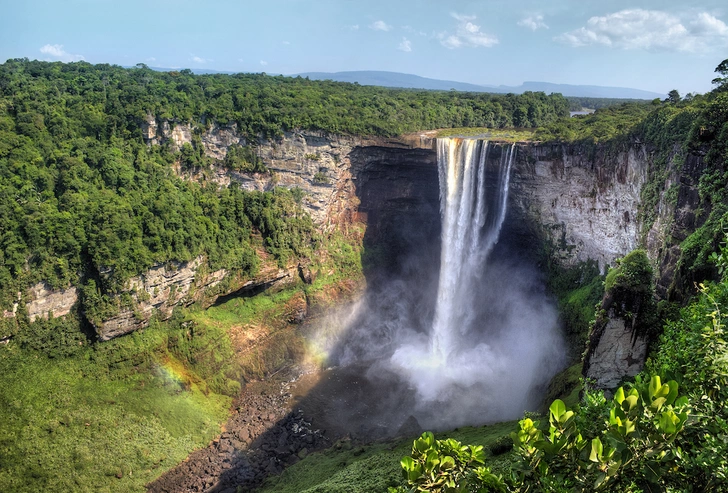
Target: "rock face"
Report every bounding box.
[96,257,223,340]
[18,123,699,358]
[509,143,647,272]
[97,256,302,341]
[584,316,649,389]
[86,125,435,340]
[644,150,708,299]
[145,119,435,229]
[350,145,440,274]
[26,283,78,322]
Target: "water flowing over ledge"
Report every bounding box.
[431,138,515,360]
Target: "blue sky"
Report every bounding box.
[2,0,727,95]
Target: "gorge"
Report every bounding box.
[3,60,726,493]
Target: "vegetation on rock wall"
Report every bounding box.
[545,259,603,356]
[534,59,728,304]
[596,249,657,340]
[0,58,570,331]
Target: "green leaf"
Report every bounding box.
[469,445,485,464]
[665,380,679,405]
[400,456,415,471]
[650,396,667,412]
[424,450,440,473]
[407,467,423,482]
[589,437,603,462]
[623,418,636,436]
[675,395,689,408]
[550,399,567,422]
[440,455,456,470]
[658,410,678,435]
[648,375,662,400]
[623,394,639,412]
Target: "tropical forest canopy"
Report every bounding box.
[0,58,573,313]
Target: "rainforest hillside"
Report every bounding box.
[0,59,571,328]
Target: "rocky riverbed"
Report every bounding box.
[147,366,332,493]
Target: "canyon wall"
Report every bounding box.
[15,121,436,340]
[509,143,648,272]
[20,120,700,364]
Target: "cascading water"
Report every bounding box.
[384,137,563,426]
[310,137,565,432]
[430,138,514,360]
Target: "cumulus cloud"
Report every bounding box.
[260,60,268,66]
[438,12,498,49]
[518,14,548,31]
[398,37,412,52]
[556,9,728,52]
[370,20,392,31]
[190,54,211,64]
[39,44,84,62]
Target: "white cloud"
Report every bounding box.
[260,60,268,66]
[282,40,291,45]
[556,9,728,53]
[440,34,463,49]
[349,24,360,31]
[518,14,548,31]
[39,44,84,62]
[690,12,728,36]
[398,37,412,52]
[438,12,498,49]
[370,20,392,32]
[146,57,156,62]
[190,54,211,64]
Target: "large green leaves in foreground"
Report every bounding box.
[391,431,507,493]
[512,375,688,491]
[391,375,689,493]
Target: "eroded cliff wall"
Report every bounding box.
[508,143,647,272]
[14,121,436,341]
[18,124,699,352]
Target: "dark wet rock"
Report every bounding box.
[146,367,332,493]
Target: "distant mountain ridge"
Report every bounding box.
[139,66,663,100]
[296,70,664,100]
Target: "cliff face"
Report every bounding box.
[86,125,431,340]
[59,123,433,340]
[96,255,301,341]
[508,143,647,272]
[20,123,699,358]
[26,283,78,322]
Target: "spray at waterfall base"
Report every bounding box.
[306,138,566,434]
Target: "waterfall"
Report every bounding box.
[430,138,515,359]
[327,135,564,428]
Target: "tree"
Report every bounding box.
[712,58,728,90]
[666,89,681,104]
